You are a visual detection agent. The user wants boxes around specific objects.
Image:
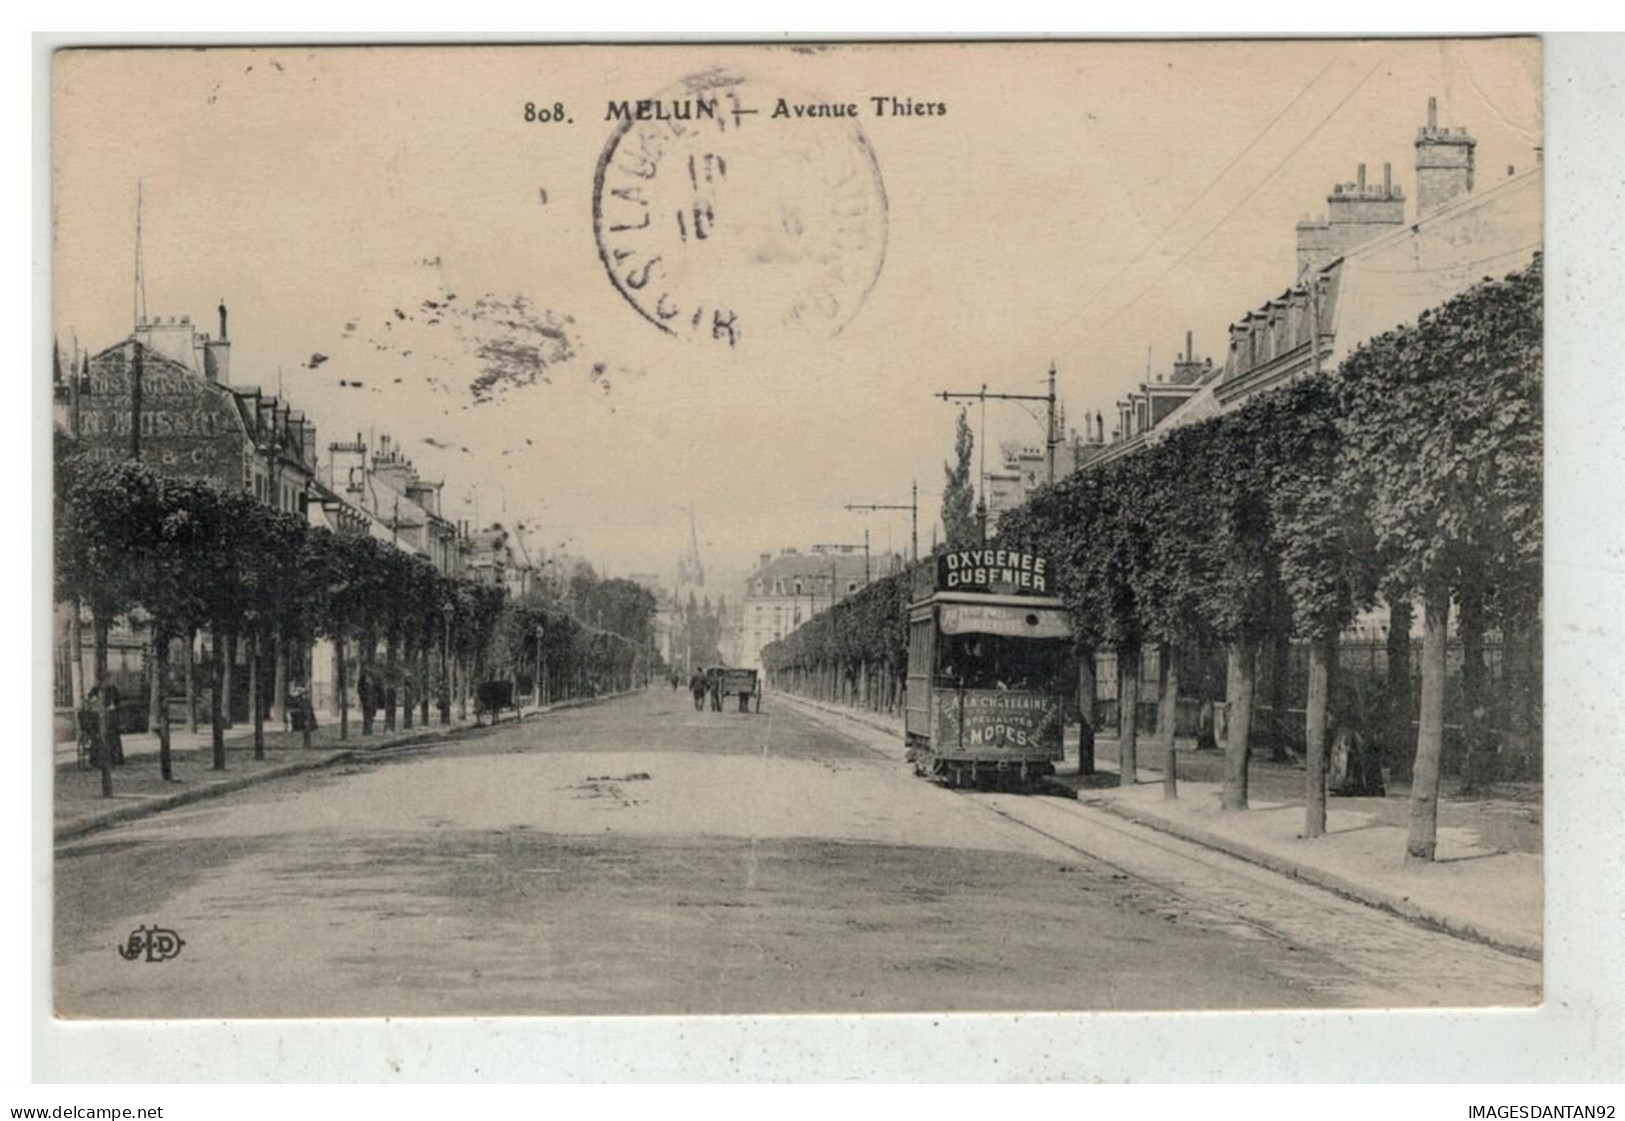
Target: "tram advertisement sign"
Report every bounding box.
[936,549,1051,596]
[934,690,1062,756]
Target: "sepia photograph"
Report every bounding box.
[43,37,1551,1032]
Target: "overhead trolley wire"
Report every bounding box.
[1039,55,1341,354]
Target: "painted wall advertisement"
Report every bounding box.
[933,689,1062,757]
[75,344,246,487]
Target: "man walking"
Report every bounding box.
[689,669,707,711]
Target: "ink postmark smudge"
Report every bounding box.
[592,69,888,347]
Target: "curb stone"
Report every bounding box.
[1043,777,1541,962]
[53,752,359,845]
[774,692,1540,963]
[54,688,640,844]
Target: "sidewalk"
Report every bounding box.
[54,692,629,843]
[776,691,1543,960]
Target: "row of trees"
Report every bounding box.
[758,573,912,712]
[765,257,1542,862]
[55,438,657,798]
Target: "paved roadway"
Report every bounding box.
[53,689,1539,1018]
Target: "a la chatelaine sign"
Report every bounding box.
[935,548,1051,596]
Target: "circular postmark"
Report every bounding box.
[592,69,888,347]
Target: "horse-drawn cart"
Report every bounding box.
[718,668,762,713]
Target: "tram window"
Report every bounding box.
[936,634,1064,690]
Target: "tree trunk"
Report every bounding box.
[155,625,173,782]
[302,641,315,750]
[1304,631,1332,838]
[336,635,350,741]
[209,623,226,770]
[91,610,113,798]
[68,596,86,707]
[148,637,162,735]
[184,628,197,734]
[361,636,376,736]
[1222,640,1255,811]
[1459,582,1491,792]
[402,637,415,730]
[1385,597,1414,779]
[458,654,468,720]
[420,643,431,726]
[1118,645,1140,787]
[384,633,399,732]
[1158,644,1179,801]
[1077,654,1096,776]
[272,629,288,728]
[223,630,237,728]
[249,626,264,760]
[1406,583,1451,863]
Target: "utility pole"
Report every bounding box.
[937,364,1060,486]
[130,180,146,462]
[811,544,864,611]
[845,478,919,563]
[129,342,143,461]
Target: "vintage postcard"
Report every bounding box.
[47,39,1545,1025]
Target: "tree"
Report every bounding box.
[55,453,164,796]
[1337,255,1542,861]
[1267,380,1379,835]
[1193,403,1292,811]
[131,476,225,780]
[998,469,1112,775]
[941,408,978,549]
[1132,426,1223,801]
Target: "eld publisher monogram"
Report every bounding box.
[117,924,185,963]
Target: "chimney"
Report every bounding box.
[203,299,232,384]
[1415,95,1476,217]
[1383,162,1392,194]
[1185,330,1193,362]
[1310,161,1406,270]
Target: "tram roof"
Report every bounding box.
[909,590,1068,611]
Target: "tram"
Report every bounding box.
[904,547,1071,789]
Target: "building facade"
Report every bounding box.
[739,545,889,671]
[1082,97,1539,464]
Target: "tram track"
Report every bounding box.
[955,789,1539,1005]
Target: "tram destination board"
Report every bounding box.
[935,548,1052,596]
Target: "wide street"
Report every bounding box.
[54,689,1538,1018]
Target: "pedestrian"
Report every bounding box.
[689,669,707,711]
[708,669,723,712]
[1195,698,1219,753]
[101,682,125,765]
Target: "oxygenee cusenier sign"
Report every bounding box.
[936,548,1051,595]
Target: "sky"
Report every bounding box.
[50,40,1542,587]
